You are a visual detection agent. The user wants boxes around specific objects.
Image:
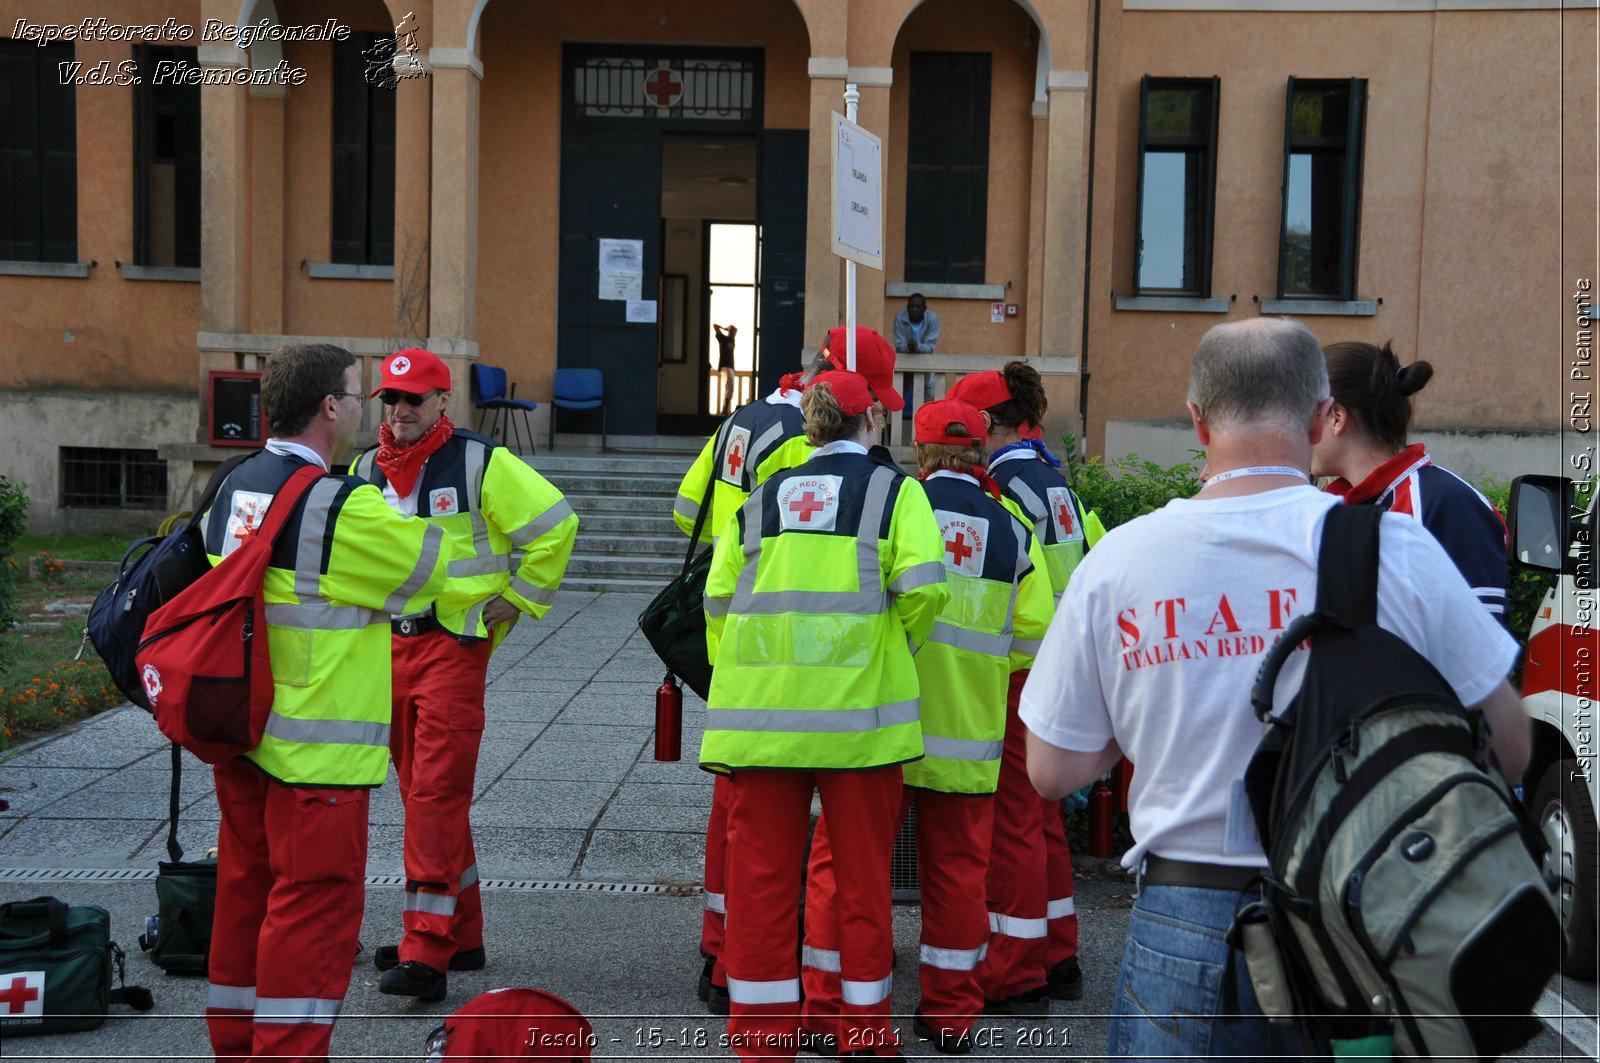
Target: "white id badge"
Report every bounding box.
[1224,778,1262,855]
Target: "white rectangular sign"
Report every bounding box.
[831,112,883,270]
[625,299,658,323]
[598,238,645,272]
[599,270,642,302]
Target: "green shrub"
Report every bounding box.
[0,477,28,635]
[1062,434,1203,531]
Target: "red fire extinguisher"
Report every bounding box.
[1087,778,1114,858]
[655,673,683,762]
[1113,758,1134,815]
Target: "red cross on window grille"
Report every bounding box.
[1055,499,1075,535]
[645,69,680,107]
[725,440,744,477]
[0,976,40,1014]
[944,532,974,566]
[787,491,825,522]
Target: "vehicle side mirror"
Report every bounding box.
[1507,474,1575,574]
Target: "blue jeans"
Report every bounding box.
[1107,884,1302,1060]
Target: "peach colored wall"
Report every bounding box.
[879,0,1038,355]
[1563,10,1599,343]
[472,0,811,403]
[0,0,203,392]
[1084,8,1580,453]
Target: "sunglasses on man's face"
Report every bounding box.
[380,390,433,407]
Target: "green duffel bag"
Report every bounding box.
[139,743,217,976]
[0,895,153,1035]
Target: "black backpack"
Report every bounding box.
[82,454,250,710]
[639,469,715,700]
[1236,504,1558,1058]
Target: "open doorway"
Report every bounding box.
[706,221,758,416]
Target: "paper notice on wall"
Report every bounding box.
[599,269,643,302]
[990,302,1006,324]
[626,299,658,323]
[599,238,645,273]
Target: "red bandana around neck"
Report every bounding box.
[376,412,455,498]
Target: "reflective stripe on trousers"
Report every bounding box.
[704,890,726,915]
[253,996,342,1025]
[207,983,257,1010]
[989,911,1048,939]
[840,974,893,1006]
[919,943,988,971]
[404,891,457,917]
[1048,896,1075,919]
[801,945,840,972]
[727,976,800,1005]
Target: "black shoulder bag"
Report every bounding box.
[638,462,720,701]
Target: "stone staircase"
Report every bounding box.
[524,450,699,592]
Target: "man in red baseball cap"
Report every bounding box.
[821,327,903,411]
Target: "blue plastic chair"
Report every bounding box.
[471,364,538,454]
[550,368,606,452]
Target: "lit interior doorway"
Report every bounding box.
[706,221,758,416]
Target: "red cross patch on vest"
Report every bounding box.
[1047,487,1083,542]
[721,425,753,485]
[429,487,460,517]
[778,475,841,532]
[935,510,989,577]
[224,490,273,558]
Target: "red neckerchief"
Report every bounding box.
[920,464,1003,501]
[777,371,807,396]
[1325,442,1429,505]
[376,413,455,498]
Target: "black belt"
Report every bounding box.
[1142,855,1263,892]
[392,614,443,637]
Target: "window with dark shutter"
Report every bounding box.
[1133,76,1219,297]
[1278,77,1367,300]
[134,46,200,268]
[331,34,396,266]
[905,52,990,286]
[0,40,78,263]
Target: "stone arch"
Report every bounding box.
[890,0,1053,105]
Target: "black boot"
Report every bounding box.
[1046,955,1083,1000]
[983,983,1051,1017]
[373,945,485,973]
[379,960,447,1002]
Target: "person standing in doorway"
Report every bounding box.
[715,324,739,415]
[893,293,941,407]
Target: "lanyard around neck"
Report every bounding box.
[1203,465,1310,487]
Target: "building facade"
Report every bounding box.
[0,0,1593,530]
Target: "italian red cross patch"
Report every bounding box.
[722,426,752,484]
[1047,487,1083,542]
[429,487,460,516]
[935,510,989,577]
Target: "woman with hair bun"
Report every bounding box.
[1313,340,1509,626]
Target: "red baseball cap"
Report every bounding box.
[914,398,987,446]
[806,370,876,417]
[947,370,1012,412]
[821,327,903,411]
[371,347,452,397]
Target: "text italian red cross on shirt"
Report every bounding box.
[945,532,974,566]
[0,975,40,1014]
[788,491,825,522]
[726,440,744,477]
[645,68,680,108]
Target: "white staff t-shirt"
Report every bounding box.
[1019,485,1519,871]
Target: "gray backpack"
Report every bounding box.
[1236,505,1558,1059]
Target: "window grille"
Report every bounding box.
[60,448,167,509]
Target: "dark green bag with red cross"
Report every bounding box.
[0,896,153,1035]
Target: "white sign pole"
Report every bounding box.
[843,83,859,373]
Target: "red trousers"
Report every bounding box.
[391,631,492,971]
[978,672,1079,1000]
[724,767,903,1061]
[206,758,369,1063]
[701,774,731,989]
[805,788,994,1040]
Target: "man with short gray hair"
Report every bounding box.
[1018,317,1527,1057]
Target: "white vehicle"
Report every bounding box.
[1507,474,1599,979]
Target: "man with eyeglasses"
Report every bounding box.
[351,348,578,1002]
[198,343,452,1063]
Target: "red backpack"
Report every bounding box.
[135,465,323,764]
[424,989,592,1061]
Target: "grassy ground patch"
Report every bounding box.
[0,567,125,750]
[16,531,149,563]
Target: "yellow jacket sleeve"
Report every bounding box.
[1010,531,1055,672]
[481,449,578,620]
[674,434,718,542]
[884,477,948,646]
[753,435,813,489]
[1085,508,1108,549]
[703,506,748,663]
[322,481,452,615]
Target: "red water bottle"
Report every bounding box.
[654,673,683,762]
[1088,779,1114,858]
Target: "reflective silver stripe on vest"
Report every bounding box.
[510,576,557,607]
[889,560,944,595]
[404,891,457,916]
[1007,478,1047,524]
[1011,636,1043,656]
[988,911,1048,939]
[461,863,479,890]
[448,553,506,579]
[263,711,390,747]
[264,601,378,631]
[925,621,1011,658]
[1048,896,1076,919]
[730,466,896,617]
[704,595,732,619]
[383,522,444,614]
[461,598,488,636]
[919,943,987,971]
[294,478,345,602]
[801,946,840,972]
[748,421,788,481]
[705,698,918,735]
[463,441,492,568]
[354,451,377,481]
[704,891,726,915]
[506,499,575,548]
[207,983,257,1010]
[726,977,800,1005]
[840,975,893,1006]
[254,996,341,1025]
[922,734,1003,763]
[674,493,701,522]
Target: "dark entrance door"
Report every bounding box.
[756,129,809,395]
[557,126,662,437]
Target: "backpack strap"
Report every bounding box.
[165,741,184,863]
[187,453,254,531]
[253,465,328,546]
[1315,503,1381,627]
